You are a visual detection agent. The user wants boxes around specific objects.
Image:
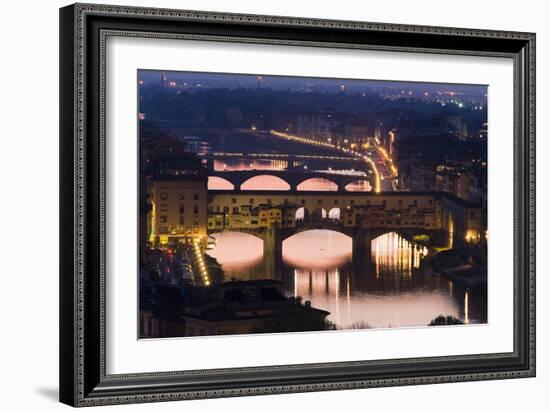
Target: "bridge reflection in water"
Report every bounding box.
[207,230,486,329]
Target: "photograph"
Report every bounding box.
[54,2,536,407]
[138,70,488,338]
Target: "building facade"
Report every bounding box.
[149,176,208,247]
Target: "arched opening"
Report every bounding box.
[282,229,352,269]
[207,176,235,190]
[206,231,264,275]
[297,177,338,191]
[295,207,310,222]
[240,175,291,191]
[344,179,372,192]
[328,207,341,221]
[311,207,328,221]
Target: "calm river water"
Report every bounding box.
[207,230,487,329]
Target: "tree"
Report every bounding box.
[428,315,464,326]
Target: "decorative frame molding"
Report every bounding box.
[60,3,535,407]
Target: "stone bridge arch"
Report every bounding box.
[328,207,341,221]
[207,176,235,190]
[296,176,340,191]
[344,178,372,192]
[239,174,291,191]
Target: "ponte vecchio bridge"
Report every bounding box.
[207,189,482,272]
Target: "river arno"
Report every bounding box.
[207,230,487,330]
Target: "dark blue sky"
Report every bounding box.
[138,69,487,97]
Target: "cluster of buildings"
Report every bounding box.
[140,279,330,338]
[296,109,376,151]
[399,161,486,205]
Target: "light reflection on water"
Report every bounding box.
[207,230,484,329]
[345,180,372,192]
[297,178,338,191]
[214,159,286,171]
[206,231,263,277]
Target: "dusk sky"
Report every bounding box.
[138,69,487,96]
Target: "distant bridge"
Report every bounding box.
[208,169,374,192]
[203,151,364,164]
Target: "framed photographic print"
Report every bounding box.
[59,3,536,407]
